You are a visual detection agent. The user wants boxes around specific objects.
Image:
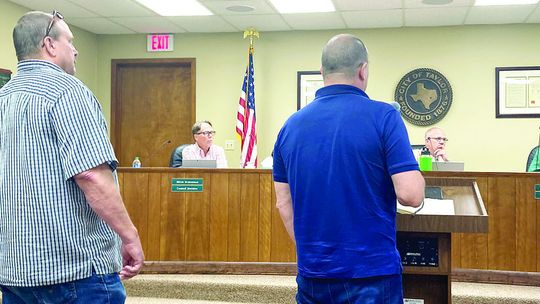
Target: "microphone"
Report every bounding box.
[390,101,401,112]
[146,139,172,166]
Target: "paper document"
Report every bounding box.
[397,198,455,215]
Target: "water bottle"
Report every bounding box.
[132,156,142,168]
[419,149,432,171]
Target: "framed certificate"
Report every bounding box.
[496,66,540,118]
[297,71,323,110]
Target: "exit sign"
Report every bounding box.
[147,34,174,52]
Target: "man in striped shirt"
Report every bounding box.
[0,11,144,303]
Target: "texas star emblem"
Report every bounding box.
[394,68,453,126]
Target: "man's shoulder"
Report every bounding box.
[52,72,89,92]
[182,144,197,153]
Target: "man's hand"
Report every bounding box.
[434,148,449,161]
[120,239,144,280]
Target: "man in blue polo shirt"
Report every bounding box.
[273,34,425,303]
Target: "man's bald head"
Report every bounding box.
[321,34,368,80]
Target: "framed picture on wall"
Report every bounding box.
[496,66,540,118]
[0,68,12,89]
[297,71,323,110]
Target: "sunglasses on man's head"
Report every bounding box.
[44,10,64,39]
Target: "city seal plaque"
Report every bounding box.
[394,68,453,126]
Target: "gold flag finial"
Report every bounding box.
[243,28,259,47]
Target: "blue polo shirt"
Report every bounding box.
[273,84,419,278]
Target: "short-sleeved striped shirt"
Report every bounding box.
[0,60,122,287]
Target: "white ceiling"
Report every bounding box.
[7,0,540,34]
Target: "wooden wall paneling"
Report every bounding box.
[122,172,149,254]
[184,173,210,260]
[227,173,241,261]
[209,173,229,261]
[240,173,260,261]
[160,173,186,260]
[452,233,461,268]
[146,173,162,260]
[270,182,297,262]
[487,176,516,270]
[117,169,540,275]
[258,173,273,262]
[459,176,488,269]
[118,172,124,197]
[516,176,537,271]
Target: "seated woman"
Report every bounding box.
[182,121,228,168]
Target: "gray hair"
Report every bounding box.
[13,11,60,61]
[192,121,213,135]
[425,127,443,139]
[321,34,368,79]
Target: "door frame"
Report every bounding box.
[110,58,196,159]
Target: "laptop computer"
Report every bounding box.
[432,161,464,171]
[182,159,217,168]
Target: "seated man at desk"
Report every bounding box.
[424,127,449,161]
[182,121,228,168]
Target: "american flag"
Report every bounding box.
[236,46,257,168]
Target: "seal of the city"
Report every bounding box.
[394,68,453,126]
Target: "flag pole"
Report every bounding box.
[237,28,259,168]
[243,28,259,49]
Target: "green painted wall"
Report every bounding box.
[2,0,539,172]
[0,0,98,91]
[97,26,540,172]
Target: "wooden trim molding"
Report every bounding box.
[141,262,540,287]
[453,268,540,287]
[141,261,298,275]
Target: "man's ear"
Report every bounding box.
[359,62,368,82]
[43,37,56,57]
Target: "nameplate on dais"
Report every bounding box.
[171,178,204,192]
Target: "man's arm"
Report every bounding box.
[274,181,295,243]
[392,170,425,207]
[74,163,144,279]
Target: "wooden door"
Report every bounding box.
[111,59,195,167]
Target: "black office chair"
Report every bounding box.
[526,145,539,172]
[169,144,191,168]
[411,144,425,151]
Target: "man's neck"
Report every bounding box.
[323,74,366,91]
[197,144,211,156]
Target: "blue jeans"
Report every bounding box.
[0,271,125,304]
[296,274,403,304]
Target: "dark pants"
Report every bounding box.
[296,274,403,304]
[0,271,125,304]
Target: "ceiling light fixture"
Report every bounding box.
[135,0,213,16]
[422,0,453,4]
[226,5,255,13]
[268,0,335,14]
[475,0,539,5]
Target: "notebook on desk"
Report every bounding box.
[182,159,217,168]
[432,161,464,171]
